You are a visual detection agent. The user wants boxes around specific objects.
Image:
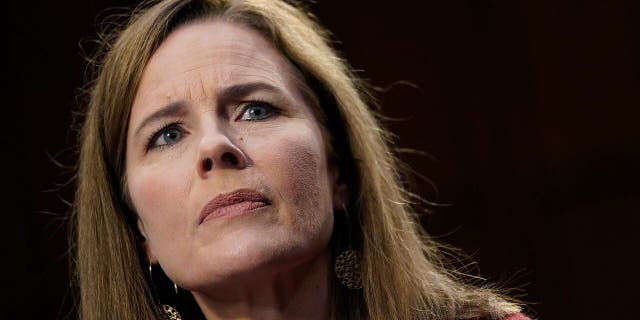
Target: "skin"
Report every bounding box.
[125,19,347,319]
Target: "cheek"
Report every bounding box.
[126,162,192,249]
[282,142,323,206]
[250,124,332,225]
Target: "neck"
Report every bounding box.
[192,250,333,320]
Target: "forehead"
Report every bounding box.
[132,19,302,108]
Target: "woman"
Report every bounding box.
[72,0,530,319]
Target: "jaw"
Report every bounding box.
[190,248,333,319]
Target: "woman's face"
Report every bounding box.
[125,20,342,291]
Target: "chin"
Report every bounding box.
[182,227,331,291]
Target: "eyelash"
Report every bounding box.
[145,120,186,151]
[144,100,280,152]
[235,99,280,121]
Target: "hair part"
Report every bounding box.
[72,1,522,319]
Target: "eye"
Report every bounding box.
[148,124,185,150]
[238,101,276,121]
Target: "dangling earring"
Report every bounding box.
[160,304,181,320]
[149,262,183,320]
[334,204,363,290]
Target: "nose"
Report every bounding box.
[197,127,248,177]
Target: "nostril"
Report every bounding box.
[202,158,213,171]
[221,152,238,166]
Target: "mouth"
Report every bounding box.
[199,188,271,225]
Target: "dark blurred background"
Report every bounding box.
[2,0,638,318]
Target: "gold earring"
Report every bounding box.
[149,262,183,320]
[334,204,363,290]
[160,304,182,320]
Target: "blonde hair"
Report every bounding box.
[72,0,522,319]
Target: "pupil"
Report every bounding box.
[253,108,263,116]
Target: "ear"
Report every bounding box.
[137,218,158,264]
[331,165,350,209]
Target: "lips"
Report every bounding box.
[199,188,271,224]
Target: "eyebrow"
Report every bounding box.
[133,100,189,140]
[133,81,284,140]
[217,82,282,107]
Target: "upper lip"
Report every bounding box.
[198,188,271,224]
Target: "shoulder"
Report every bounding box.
[471,313,532,320]
[500,313,531,320]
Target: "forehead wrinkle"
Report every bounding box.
[196,51,287,87]
[198,75,209,103]
[142,45,279,86]
[134,20,315,121]
[228,51,282,74]
[184,76,206,104]
[141,57,284,96]
[220,56,313,107]
[229,74,280,88]
[137,73,281,114]
[222,63,282,85]
[225,50,309,90]
[224,57,307,89]
[174,52,277,78]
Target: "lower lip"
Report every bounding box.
[201,201,269,224]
